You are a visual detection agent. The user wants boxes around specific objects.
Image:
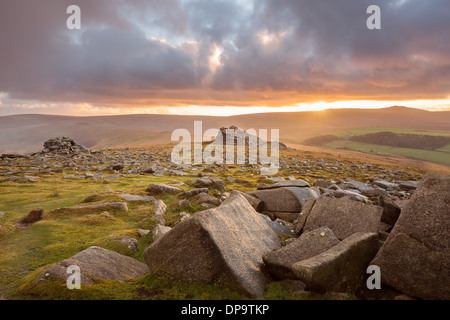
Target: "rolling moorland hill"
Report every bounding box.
[0,107,449,166]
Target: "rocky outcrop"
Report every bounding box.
[36,246,149,285]
[42,137,89,154]
[371,173,450,300]
[143,193,280,298]
[303,197,382,240]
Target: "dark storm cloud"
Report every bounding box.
[0,0,449,110]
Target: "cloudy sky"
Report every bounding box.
[0,0,449,116]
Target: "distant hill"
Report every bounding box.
[0,107,449,154]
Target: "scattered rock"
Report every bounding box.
[146,183,181,195]
[143,193,280,298]
[378,194,401,226]
[35,246,148,285]
[108,236,139,252]
[154,200,167,216]
[51,202,128,216]
[232,191,265,212]
[292,233,379,293]
[373,180,399,190]
[120,194,155,203]
[257,179,311,190]
[294,199,316,235]
[197,193,221,206]
[249,187,319,213]
[303,197,382,240]
[178,199,191,208]
[138,229,150,236]
[152,214,166,226]
[260,214,295,237]
[179,188,209,198]
[152,224,172,242]
[263,227,340,280]
[41,137,89,155]
[190,177,225,190]
[21,209,43,224]
[140,163,158,174]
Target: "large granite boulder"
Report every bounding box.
[371,173,450,300]
[263,227,340,280]
[303,197,382,240]
[42,137,89,154]
[35,246,149,285]
[292,233,379,293]
[378,194,401,226]
[143,193,280,298]
[233,191,265,212]
[249,187,319,213]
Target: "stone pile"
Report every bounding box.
[42,137,90,154]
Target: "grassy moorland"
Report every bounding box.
[0,144,430,300]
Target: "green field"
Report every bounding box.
[324,140,450,166]
[328,127,450,138]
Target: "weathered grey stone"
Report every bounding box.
[120,194,155,203]
[138,229,150,236]
[143,193,280,298]
[152,224,172,242]
[190,177,213,188]
[372,233,449,300]
[146,183,181,195]
[303,197,382,240]
[260,214,295,237]
[51,202,128,215]
[268,212,299,223]
[154,200,167,216]
[397,180,419,191]
[343,179,374,193]
[295,199,316,235]
[249,187,319,213]
[373,180,399,190]
[179,188,209,198]
[334,189,369,202]
[197,193,221,206]
[36,246,148,285]
[178,199,191,208]
[209,177,225,191]
[263,227,340,280]
[371,173,450,300]
[257,179,310,190]
[140,163,158,174]
[108,236,139,252]
[292,233,379,293]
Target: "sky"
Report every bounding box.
[0,0,449,116]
